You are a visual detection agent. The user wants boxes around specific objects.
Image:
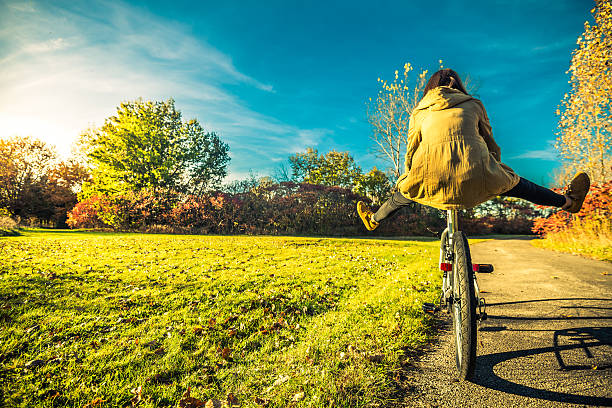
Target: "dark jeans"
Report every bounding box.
[500,177,566,206]
[372,191,412,222]
[372,177,566,223]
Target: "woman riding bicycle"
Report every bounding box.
[358,68,590,231]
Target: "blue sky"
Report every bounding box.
[0,0,594,185]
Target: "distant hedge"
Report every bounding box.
[67,182,539,236]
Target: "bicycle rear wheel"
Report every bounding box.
[451,231,477,380]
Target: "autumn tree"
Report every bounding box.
[556,0,612,185]
[81,99,230,195]
[0,136,87,225]
[288,148,362,188]
[0,136,55,219]
[44,160,91,225]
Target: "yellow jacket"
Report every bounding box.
[396,86,519,209]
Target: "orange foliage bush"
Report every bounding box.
[531,181,612,235]
[66,195,115,229]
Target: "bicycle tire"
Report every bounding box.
[451,230,477,380]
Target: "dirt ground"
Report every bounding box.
[398,238,612,408]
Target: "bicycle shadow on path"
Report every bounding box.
[473,323,612,406]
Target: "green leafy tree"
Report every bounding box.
[289,148,362,188]
[82,99,230,195]
[354,167,393,204]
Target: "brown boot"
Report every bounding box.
[357,201,379,231]
[562,172,590,213]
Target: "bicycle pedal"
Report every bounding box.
[473,263,494,273]
[422,302,439,314]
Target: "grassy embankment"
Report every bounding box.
[532,216,612,262]
[0,230,441,407]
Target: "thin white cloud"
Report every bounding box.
[22,38,69,54]
[6,1,36,12]
[0,0,324,177]
[509,138,559,161]
[478,37,575,57]
[511,147,558,161]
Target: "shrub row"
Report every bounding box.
[67,182,540,237]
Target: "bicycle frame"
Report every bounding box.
[440,210,457,305]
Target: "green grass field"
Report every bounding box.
[0,230,441,407]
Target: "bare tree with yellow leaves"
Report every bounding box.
[366,62,429,178]
[556,0,612,185]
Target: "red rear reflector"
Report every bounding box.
[440,262,452,271]
[473,264,480,272]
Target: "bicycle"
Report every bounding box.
[423,209,491,380]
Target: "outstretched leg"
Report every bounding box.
[501,172,590,213]
[500,177,565,206]
[357,191,412,230]
[372,191,412,222]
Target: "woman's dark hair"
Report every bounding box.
[422,68,468,98]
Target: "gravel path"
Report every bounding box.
[398,238,612,407]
